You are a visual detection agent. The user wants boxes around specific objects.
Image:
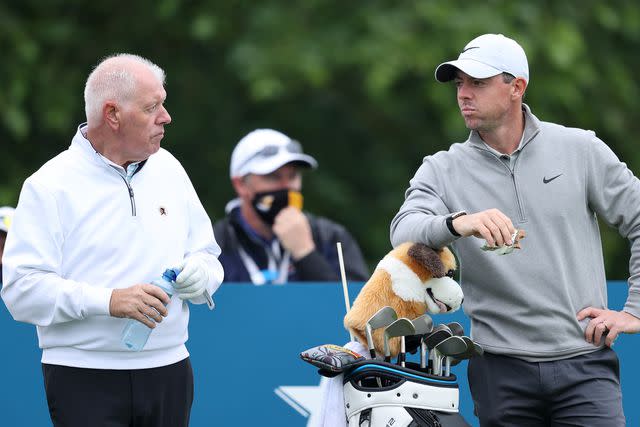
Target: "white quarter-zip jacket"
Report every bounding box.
[1,124,224,369]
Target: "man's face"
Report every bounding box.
[237,164,302,202]
[117,68,171,164]
[454,71,517,132]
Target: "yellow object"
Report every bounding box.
[288,191,303,210]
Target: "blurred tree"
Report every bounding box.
[1,0,639,278]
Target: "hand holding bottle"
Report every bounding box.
[109,280,172,328]
[120,269,179,351]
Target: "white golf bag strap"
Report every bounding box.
[343,380,459,420]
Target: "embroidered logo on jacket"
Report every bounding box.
[159,206,167,216]
[543,174,563,184]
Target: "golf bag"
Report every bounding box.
[342,360,470,427]
[300,344,471,427]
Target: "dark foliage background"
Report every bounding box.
[2,0,639,277]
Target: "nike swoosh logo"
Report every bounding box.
[543,174,563,184]
[461,46,479,53]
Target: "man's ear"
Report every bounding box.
[231,176,250,198]
[104,101,120,130]
[407,243,445,278]
[512,77,527,99]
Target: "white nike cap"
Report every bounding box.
[435,34,529,83]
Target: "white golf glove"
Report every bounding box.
[174,257,210,301]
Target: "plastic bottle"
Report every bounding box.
[121,268,179,351]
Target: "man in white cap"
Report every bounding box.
[0,206,15,286]
[214,128,368,284]
[391,34,640,425]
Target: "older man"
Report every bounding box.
[1,54,224,427]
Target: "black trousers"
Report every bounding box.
[468,348,625,426]
[42,357,193,427]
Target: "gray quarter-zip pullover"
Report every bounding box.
[390,104,640,361]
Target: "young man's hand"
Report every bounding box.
[577,307,640,347]
[453,208,515,247]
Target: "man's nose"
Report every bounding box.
[457,83,471,99]
[159,105,171,125]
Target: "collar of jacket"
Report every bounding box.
[69,123,147,173]
[467,103,541,152]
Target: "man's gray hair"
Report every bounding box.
[84,53,166,124]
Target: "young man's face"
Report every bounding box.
[454,71,519,132]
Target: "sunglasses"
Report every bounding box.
[236,140,303,172]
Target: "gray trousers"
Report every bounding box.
[467,348,625,427]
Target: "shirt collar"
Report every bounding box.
[468,103,541,151]
[74,123,143,179]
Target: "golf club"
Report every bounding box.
[446,321,465,337]
[461,336,484,357]
[444,336,484,371]
[411,314,434,369]
[383,318,415,363]
[425,324,453,374]
[365,306,398,358]
[434,336,468,376]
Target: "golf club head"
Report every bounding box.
[446,321,465,337]
[411,314,434,335]
[446,336,483,367]
[424,324,453,349]
[461,336,484,356]
[405,314,434,357]
[434,336,468,358]
[383,318,415,360]
[365,306,399,355]
[434,336,468,376]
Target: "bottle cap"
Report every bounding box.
[162,268,179,282]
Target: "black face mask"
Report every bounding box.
[251,189,303,226]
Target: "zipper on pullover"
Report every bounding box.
[473,146,527,222]
[96,153,140,217]
[89,138,146,217]
[120,176,137,216]
[508,160,526,222]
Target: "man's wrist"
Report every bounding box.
[446,211,467,237]
[290,243,315,260]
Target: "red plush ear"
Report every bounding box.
[407,243,445,278]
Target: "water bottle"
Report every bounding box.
[121,268,179,351]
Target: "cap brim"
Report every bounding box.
[236,153,318,177]
[435,59,503,82]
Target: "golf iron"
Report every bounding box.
[365,306,398,358]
